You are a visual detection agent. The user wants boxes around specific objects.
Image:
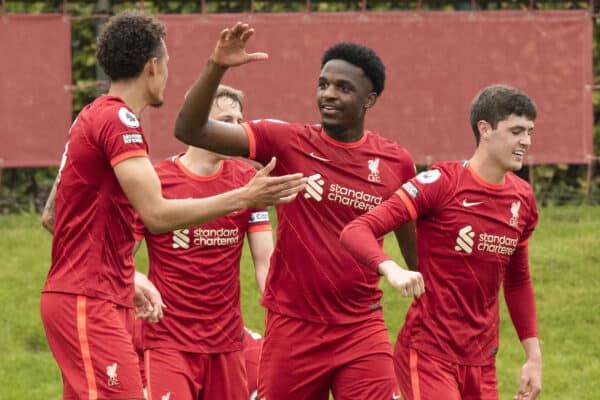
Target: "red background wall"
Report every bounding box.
[0,11,593,167]
[0,15,72,168]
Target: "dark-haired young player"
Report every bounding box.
[39,12,304,399]
[174,22,421,399]
[341,84,542,400]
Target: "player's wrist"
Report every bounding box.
[232,186,251,211]
[377,259,397,276]
[207,57,229,70]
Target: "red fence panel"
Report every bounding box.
[0,15,72,167]
[0,11,592,167]
[145,10,593,165]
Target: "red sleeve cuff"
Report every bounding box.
[110,149,148,167]
[241,123,256,160]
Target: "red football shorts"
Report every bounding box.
[145,347,248,400]
[258,310,400,400]
[394,341,499,400]
[243,331,263,398]
[40,292,144,399]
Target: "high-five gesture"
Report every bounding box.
[211,22,268,67]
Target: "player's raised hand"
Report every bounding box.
[241,157,306,208]
[210,22,268,67]
[378,260,425,298]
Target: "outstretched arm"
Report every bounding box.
[115,156,304,234]
[175,22,268,155]
[340,194,424,298]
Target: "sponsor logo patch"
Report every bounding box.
[303,172,383,211]
[304,173,325,201]
[402,182,419,198]
[118,107,140,128]
[416,169,441,184]
[122,133,143,144]
[454,225,518,255]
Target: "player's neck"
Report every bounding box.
[468,151,507,185]
[179,148,224,176]
[322,124,364,143]
[107,80,148,117]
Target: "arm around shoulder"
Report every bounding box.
[114,156,305,234]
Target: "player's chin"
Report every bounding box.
[507,159,524,171]
[320,118,345,132]
[149,99,164,108]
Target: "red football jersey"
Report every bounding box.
[242,120,416,324]
[343,161,538,365]
[43,96,148,307]
[134,156,271,353]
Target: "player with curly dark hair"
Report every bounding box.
[96,9,166,82]
[39,12,305,400]
[321,41,386,96]
[174,22,420,399]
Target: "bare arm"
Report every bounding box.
[114,156,304,234]
[393,220,418,271]
[174,23,268,154]
[41,175,59,233]
[247,230,274,294]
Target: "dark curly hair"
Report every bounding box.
[96,9,166,81]
[321,42,385,96]
[470,84,537,145]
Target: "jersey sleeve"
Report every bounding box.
[97,106,149,167]
[394,147,417,185]
[503,190,539,340]
[241,119,292,165]
[518,190,539,246]
[395,164,453,219]
[340,193,415,272]
[503,244,538,340]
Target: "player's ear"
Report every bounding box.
[146,57,159,76]
[477,120,491,141]
[364,92,377,110]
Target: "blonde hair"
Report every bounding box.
[215,84,244,112]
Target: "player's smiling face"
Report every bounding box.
[485,114,534,172]
[317,59,376,135]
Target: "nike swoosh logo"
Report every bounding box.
[392,394,402,399]
[462,199,483,207]
[309,152,331,162]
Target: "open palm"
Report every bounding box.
[211,22,268,67]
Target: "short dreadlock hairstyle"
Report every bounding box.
[96,9,166,81]
[321,42,386,96]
